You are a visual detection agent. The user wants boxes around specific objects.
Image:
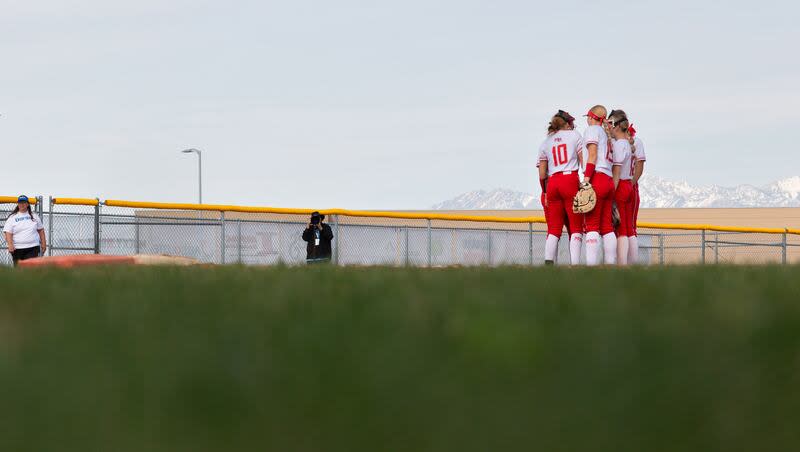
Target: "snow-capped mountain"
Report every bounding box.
[431,189,536,210]
[432,176,800,209]
[638,175,800,208]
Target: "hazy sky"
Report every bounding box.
[2,0,798,209]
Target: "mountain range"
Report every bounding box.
[431,176,800,209]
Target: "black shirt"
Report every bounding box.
[302,223,334,261]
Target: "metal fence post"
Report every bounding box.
[94,199,101,254]
[332,215,339,266]
[714,232,719,264]
[238,221,243,264]
[404,227,409,267]
[36,196,44,218]
[701,229,706,264]
[220,211,226,264]
[528,222,533,266]
[427,219,432,267]
[35,196,44,257]
[134,216,140,254]
[782,230,788,265]
[486,229,491,266]
[48,196,53,256]
[658,233,664,265]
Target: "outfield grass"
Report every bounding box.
[1,265,799,451]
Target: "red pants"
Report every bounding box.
[546,172,583,236]
[541,192,571,236]
[615,180,635,237]
[632,184,640,236]
[583,172,615,235]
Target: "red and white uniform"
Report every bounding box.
[583,125,613,177]
[583,125,615,235]
[633,136,646,169]
[537,139,570,236]
[537,140,552,230]
[539,130,584,237]
[631,136,646,235]
[613,138,635,238]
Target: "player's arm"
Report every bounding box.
[611,139,624,189]
[633,160,645,186]
[538,163,548,191]
[583,143,597,184]
[538,163,548,206]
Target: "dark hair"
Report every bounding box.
[547,115,569,135]
[547,110,575,135]
[608,110,636,153]
[608,109,627,120]
[8,204,33,221]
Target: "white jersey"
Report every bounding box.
[3,211,44,249]
[583,125,612,177]
[538,130,583,176]
[633,136,646,162]
[612,139,634,180]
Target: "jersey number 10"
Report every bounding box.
[551,144,568,165]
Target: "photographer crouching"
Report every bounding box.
[302,211,334,264]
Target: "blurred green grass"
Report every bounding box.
[1,265,799,452]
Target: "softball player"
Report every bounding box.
[537,132,572,263]
[581,105,616,265]
[629,124,646,264]
[608,112,636,265]
[538,110,584,265]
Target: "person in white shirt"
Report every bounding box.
[607,112,636,265]
[629,122,646,264]
[609,110,646,264]
[581,105,617,266]
[538,110,585,265]
[3,195,46,265]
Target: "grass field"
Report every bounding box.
[1,265,799,451]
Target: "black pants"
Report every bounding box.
[11,246,40,266]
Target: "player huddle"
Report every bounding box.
[537,105,645,266]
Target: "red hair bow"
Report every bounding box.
[629,124,637,138]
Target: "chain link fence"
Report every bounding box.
[0,197,45,266]
[1,198,798,266]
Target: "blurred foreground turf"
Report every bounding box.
[0,265,799,451]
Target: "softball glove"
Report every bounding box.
[572,181,597,214]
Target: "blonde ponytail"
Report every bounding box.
[602,120,613,149]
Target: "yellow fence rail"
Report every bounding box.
[52,198,100,206]
[3,196,798,236]
[103,199,799,235]
[103,200,547,224]
[0,196,38,205]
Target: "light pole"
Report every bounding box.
[181,148,202,204]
